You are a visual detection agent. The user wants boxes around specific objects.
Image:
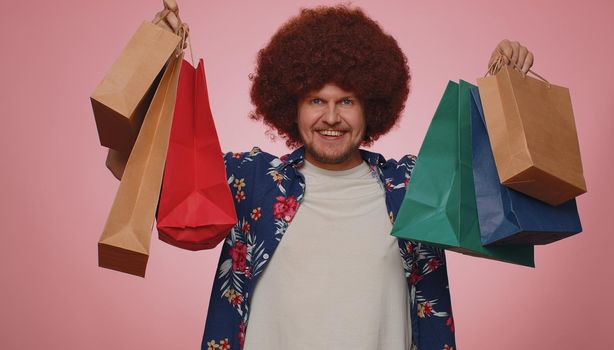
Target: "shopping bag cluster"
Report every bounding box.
[90,14,237,277]
[391,60,586,267]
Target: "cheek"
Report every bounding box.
[297,109,318,130]
[296,114,312,139]
[297,123,308,140]
[349,111,366,133]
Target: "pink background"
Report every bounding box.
[2,0,612,348]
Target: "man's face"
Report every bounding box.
[297,83,366,171]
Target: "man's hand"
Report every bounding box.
[488,39,534,74]
[152,0,188,48]
[153,0,183,34]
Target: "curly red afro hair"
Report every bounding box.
[249,4,410,148]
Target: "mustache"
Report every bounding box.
[314,128,350,132]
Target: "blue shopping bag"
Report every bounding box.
[470,87,582,245]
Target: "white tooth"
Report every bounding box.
[319,130,342,136]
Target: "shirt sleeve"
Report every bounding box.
[397,154,456,350]
[411,242,455,350]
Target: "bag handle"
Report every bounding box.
[178,23,195,66]
[485,48,551,88]
[152,9,195,66]
[152,8,173,26]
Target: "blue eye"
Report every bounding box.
[341,98,353,105]
[311,98,322,104]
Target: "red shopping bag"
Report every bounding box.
[156,59,237,250]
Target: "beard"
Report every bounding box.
[305,143,358,164]
[303,131,364,165]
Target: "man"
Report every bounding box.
[152,1,534,349]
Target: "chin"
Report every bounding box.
[306,144,356,164]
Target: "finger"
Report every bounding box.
[521,52,534,74]
[496,38,510,54]
[163,0,179,12]
[517,46,528,72]
[510,41,520,67]
[152,10,165,23]
[183,23,190,38]
[166,11,181,33]
[152,11,173,32]
[499,40,513,65]
[182,23,190,49]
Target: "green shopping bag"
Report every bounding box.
[391,80,534,267]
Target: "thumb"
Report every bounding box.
[163,0,179,12]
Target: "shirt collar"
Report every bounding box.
[283,147,306,168]
[359,149,387,168]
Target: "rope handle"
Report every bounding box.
[178,23,195,66]
[152,9,172,26]
[152,8,195,66]
[485,48,551,88]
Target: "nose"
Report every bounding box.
[322,102,341,125]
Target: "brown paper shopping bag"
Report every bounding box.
[91,19,181,154]
[98,52,183,277]
[477,57,586,205]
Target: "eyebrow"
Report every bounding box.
[304,94,357,100]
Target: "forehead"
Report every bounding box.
[304,83,357,98]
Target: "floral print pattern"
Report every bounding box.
[272,196,298,222]
[229,242,247,273]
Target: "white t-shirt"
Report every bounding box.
[243,160,411,350]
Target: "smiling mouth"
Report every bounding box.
[317,130,346,137]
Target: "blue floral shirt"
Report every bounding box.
[199,146,455,350]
